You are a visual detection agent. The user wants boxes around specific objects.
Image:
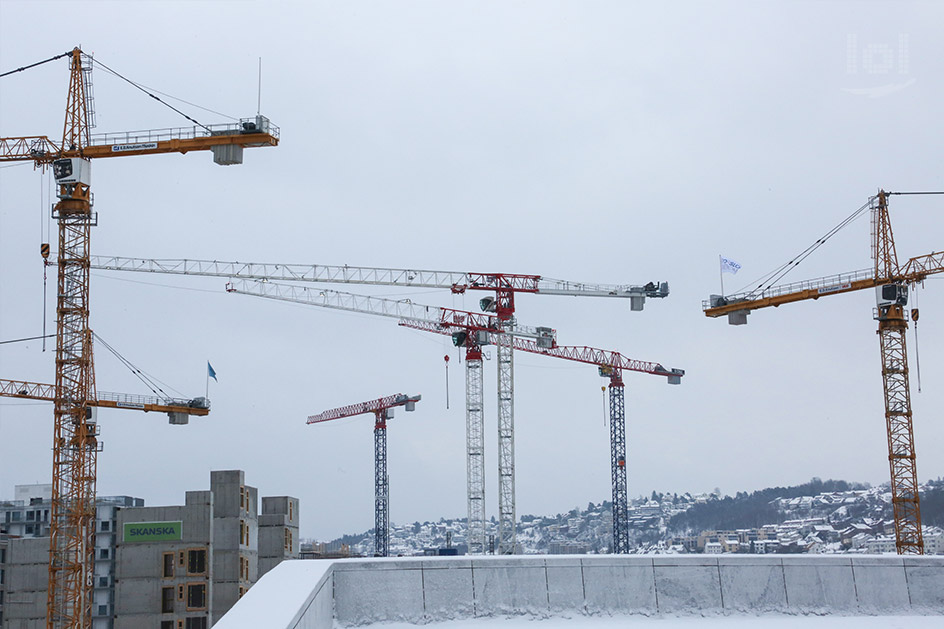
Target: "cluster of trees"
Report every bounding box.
[667,478,868,534]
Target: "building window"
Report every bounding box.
[240,486,246,511]
[26,511,35,521]
[161,621,174,629]
[238,586,246,599]
[100,520,110,532]
[185,617,208,629]
[186,583,206,610]
[289,501,294,522]
[178,584,184,601]
[284,528,291,551]
[98,576,109,588]
[187,549,206,575]
[163,552,175,578]
[161,587,175,614]
[98,548,109,560]
[179,550,185,567]
[97,604,108,616]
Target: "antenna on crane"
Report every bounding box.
[257,57,262,116]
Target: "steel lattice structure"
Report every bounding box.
[0,47,277,626]
[464,347,486,555]
[608,374,629,554]
[308,394,421,557]
[495,327,517,554]
[703,190,944,554]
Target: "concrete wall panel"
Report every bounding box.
[719,562,786,612]
[582,560,656,615]
[544,559,584,612]
[851,557,909,611]
[654,563,723,614]
[904,557,944,611]
[334,565,424,625]
[782,558,856,612]
[421,563,475,619]
[471,560,548,616]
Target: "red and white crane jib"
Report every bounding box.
[224,278,557,343]
[397,320,684,383]
[307,393,421,424]
[84,256,668,307]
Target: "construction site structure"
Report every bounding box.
[402,319,684,553]
[704,190,944,555]
[0,47,278,628]
[84,256,667,554]
[222,279,683,555]
[308,393,422,557]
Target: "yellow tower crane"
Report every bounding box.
[0,47,278,628]
[704,190,944,555]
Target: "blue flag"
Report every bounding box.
[208,362,218,382]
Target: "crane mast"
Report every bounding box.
[48,48,96,628]
[308,394,421,557]
[703,190,944,555]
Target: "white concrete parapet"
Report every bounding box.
[215,555,944,628]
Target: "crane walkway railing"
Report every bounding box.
[703,268,875,310]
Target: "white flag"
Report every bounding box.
[720,256,741,275]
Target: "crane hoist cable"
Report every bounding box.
[92,333,185,400]
[734,198,871,299]
[735,190,944,299]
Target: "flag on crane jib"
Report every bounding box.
[208,362,218,382]
[720,256,742,275]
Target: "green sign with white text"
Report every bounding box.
[123,521,182,542]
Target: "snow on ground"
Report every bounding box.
[376,616,942,629]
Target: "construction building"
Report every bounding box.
[0,484,143,628]
[0,472,298,628]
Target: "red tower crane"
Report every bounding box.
[0,47,278,627]
[308,393,422,557]
[83,256,667,554]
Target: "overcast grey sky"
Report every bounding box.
[1,1,942,541]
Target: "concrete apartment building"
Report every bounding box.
[0,484,143,628]
[1,471,298,628]
[114,470,298,628]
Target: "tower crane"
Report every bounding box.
[308,393,422,557]
[0,47,278,627]
[401,319,684,553]
[704,190,944,555]
[82,255,668,553]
